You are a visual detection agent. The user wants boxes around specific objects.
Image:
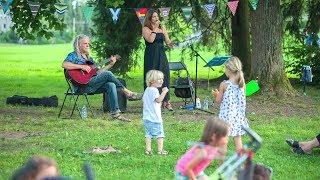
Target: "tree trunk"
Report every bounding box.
[251,0,294,96]
[231,0,251,78]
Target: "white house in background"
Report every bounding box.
[0,11,13,32]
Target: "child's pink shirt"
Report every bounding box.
[175,144,219,176]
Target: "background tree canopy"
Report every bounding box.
[10,0,65,40]
[5,0,320,94]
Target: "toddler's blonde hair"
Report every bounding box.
[224,56,245,88]
[146,70,164,87]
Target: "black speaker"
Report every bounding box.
[103,78,127,112]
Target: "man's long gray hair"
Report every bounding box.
[73,34,89,58]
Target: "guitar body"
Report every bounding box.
[67,65,97,85]
[65,55,121,86]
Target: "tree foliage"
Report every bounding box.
[283,0,320,83]
[9,0,65,40]
[283,0,320,41]
[90,0,151,75]
[90,0,233,75]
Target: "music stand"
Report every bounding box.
[203,56,230,88]
[183,45,216,114]
[176,33,221,114]
[204,56,231,67]
[188,55,230,113]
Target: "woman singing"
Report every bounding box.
[142,9,174,111]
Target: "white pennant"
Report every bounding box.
[109,8,121,23]
[202,4,216,19]
[28,1,40,17]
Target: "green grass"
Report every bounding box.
[0,44,320,180]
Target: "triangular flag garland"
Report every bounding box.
[28,1,40,17]
[4,2,260,28]
[158,7,170,20]
[227,1,239,16]
[181,7,192,22]
[202,4,216,19]
[2,0,13,13]
[135,8,148,25]
[249,0,258,10]
[109,8,121,23]
[83,6,94,21]
[54,3,68,15]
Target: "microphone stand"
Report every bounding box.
[189,44,214,114]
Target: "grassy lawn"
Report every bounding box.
[0,43,319,180]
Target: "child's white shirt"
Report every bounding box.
[142,87,162,123]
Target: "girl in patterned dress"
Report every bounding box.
[211,56,249,152]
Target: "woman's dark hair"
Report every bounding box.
[143,9,161,30]
[200,117,229,145]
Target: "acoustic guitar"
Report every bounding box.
[67,55,121,85]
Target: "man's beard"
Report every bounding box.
[82,48,90,54]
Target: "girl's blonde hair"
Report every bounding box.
[200,117,229,145]
[146,70,164,87]
[73,34,90,58]
[224,56,245,88]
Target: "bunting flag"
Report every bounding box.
[2,0,13,13]
[135,8,148,25]
[158,7,170,20]
[28,1,40,17]
[54,3,68,15]
[249,0,258,10]
[109,8,121,23]
[181,7,192,22]
[71,0,77,10]
[202,4,216,19]
[83,6,94,21]
[227,1,239,16]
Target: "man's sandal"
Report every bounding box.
[111,113,131,122]
[126,92,143,101]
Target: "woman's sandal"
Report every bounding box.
[163,102,173,111]
[158,150,168,155]
[291,147,306,155]
[286,139,300,148]
[145,150,153,155]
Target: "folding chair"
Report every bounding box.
[169,61,195,105]
[58,71,97,119]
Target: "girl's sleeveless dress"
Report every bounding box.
[219,80,249,137]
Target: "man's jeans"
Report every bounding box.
[81,71,125,114]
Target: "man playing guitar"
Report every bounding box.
[62,34,142,122]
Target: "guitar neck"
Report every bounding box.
[100,55,121,65]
